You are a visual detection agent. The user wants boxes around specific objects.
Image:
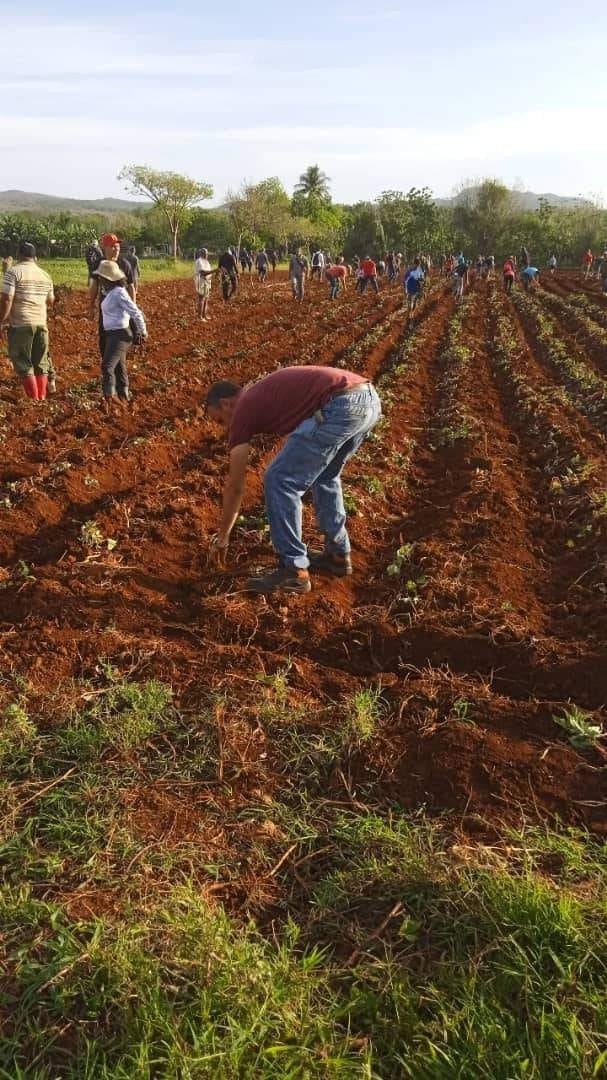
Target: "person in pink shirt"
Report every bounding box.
[582,249,594,278]
[326,257,348,300]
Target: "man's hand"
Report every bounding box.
[208,535,229,567]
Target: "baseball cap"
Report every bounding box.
[18,241,36,259]
[100,233,120,247]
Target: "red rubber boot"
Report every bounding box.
[35,375,48,400]
[21,375,39,399]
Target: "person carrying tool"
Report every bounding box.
[205,366,381,594]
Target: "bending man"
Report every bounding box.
[206,366,381,595]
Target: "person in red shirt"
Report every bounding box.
[503,256,516,295]
[359,256,379,294]
[326,257,348,300]
[206,366,382,594]
[582,249,594,278]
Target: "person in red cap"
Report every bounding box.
[0,241,54,400]
[88,234,135,361]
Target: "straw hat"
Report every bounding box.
[95,259,126,283]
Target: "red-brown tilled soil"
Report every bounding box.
[0,269,605,862]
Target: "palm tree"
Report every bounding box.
[294,165,331,203]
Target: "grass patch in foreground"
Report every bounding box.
[1,812,606,1077]
[1,674,606,1078]
[38,257,194,288]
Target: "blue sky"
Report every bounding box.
[3,0,606,204]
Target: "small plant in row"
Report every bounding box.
[488,289,606,553]
[511,290,607,431]
[431,294,480,449]
[539,289,607,359]
[567,291,607,332]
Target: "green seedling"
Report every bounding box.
[80,520,117,551]
[553,706,603,749]
[451,698,474,724]
[386,544,415,576]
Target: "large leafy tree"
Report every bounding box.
[118,166,213,258]
[452,178,513,253]
[224,178,293,253]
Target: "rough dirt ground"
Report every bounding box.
[0,268,605,884]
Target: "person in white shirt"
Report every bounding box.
[194,247,214,321]
[94,260,147,411]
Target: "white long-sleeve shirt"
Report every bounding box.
[101,286,147,336]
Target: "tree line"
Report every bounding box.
[1,168,605,266]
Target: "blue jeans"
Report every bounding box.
[264,385,382,569]
[328,276,341,300]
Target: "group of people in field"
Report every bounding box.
[3,233,607,416]
[2,232,607,599]
[0,234,147,407]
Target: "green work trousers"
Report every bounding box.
[8,325,50,376]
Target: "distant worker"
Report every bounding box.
[88,233,135,362]
[521,265,540,290]
[326,256,347,300]
[548,254,557,275]
[218,248,239,300]
[595,251,607,281]
[85,238,104,281]
[255,249,270,282]
[194,247,215,321]
[94,260,147,411]
[239,248,249,275]
[125,246,141,295]
[0,241,54,400]
[386,252,397,283]
[268,249,278,274]
[582,248,594,278]
[453,258,468,301]
[403,256,425,315]
[289,250,309,301]
[205,366,381,594]
[503,256,516,295]
[360,255,379,294]
[310,249,325,281]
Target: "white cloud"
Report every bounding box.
[215,108,606,161]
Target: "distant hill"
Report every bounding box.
[0,186,594,217]
[0,190,150,215]
[437,187,592,211]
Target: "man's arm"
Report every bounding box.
[88,278,99,317]
[0,292,13,327]
[215,443,251,548]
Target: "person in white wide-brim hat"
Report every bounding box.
[93,260,147,412]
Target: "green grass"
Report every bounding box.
[38,257,194,288]
[1,673,607,1078]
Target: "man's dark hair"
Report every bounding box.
[18,241,36,259]
[205,380,242,409]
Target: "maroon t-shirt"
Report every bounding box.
[228,366,367,449]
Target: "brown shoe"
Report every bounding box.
[308,549,353,577]
[246,564,311,595]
